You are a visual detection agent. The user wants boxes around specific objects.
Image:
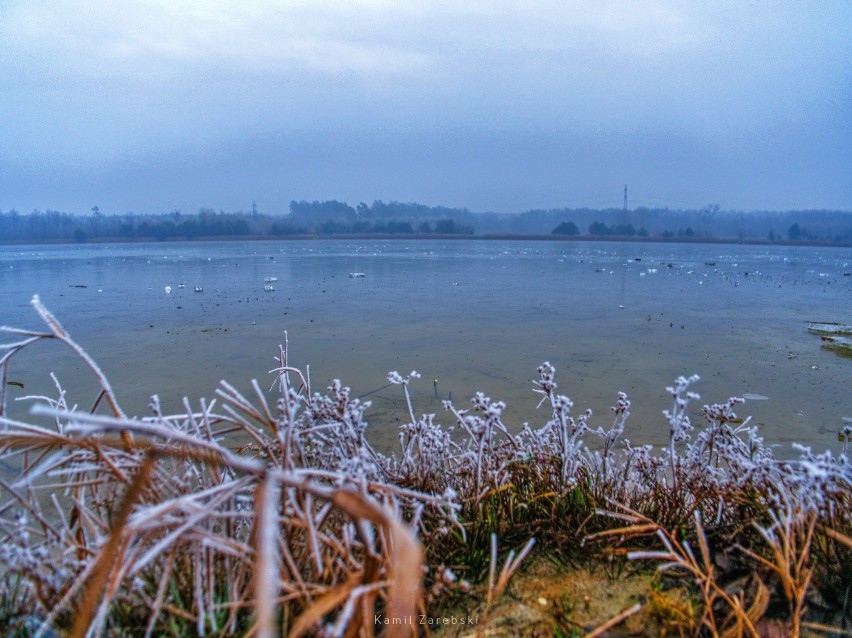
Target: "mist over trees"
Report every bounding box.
[286,200,474,235]
[476,205,852,242]
[0,201,850,244]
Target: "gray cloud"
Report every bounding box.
[1,1,849,213]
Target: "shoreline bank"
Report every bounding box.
[2,233,852,248]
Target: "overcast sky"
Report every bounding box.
[1,1,850,215]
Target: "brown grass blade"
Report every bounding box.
[801,621,852,636]
[583,522,659,543]
[287,573,362,638]
[330,489,423,638]
[144,549,176,638]
[254,473,282,638]
[585,603,642,638]
[69,451,157,638]
[31,295,130,436]
[721,578,769,638]
[822,525,852,549]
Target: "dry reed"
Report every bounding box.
[1,296,850,637]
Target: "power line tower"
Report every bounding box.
[623,184,628,211]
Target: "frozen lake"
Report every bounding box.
[1,239,850,453]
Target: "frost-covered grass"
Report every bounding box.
[0,296,850,637]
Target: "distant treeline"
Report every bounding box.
[0,208,258,243]
[285,200,474,235]
[1,201,850,243]
[481,205,852,242]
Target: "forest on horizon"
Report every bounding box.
[1,200,851,244]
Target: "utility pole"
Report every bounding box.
[623,185,628,211]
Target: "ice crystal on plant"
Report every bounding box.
[1,298,850,636]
